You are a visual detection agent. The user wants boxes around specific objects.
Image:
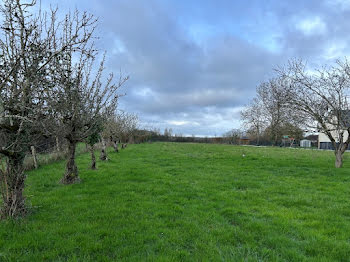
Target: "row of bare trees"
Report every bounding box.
[241,58,350,168]
[0,0,135,218]
[96,111,138,164]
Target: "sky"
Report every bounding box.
[43,0,350,136]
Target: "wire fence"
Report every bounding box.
[23,139,100,171]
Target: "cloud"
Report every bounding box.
[167,121,193,126]
[42,0,350,136]
[296,16,327,36]
[325,0,350,10]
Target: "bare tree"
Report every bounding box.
[101,111,138,153]
[50,49,128,183]
[279,59,350,168]
[102,114,120,154]
[0,0,98,218]
[118,112,138,147]
[240,98,266,145]
[222,129,243,144]
[164,127,173,139]
[241,75,305,146]
[99,136,108,161]
[256,78,294,145]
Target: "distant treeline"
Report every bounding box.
[132,129,318,147]
[132,129,252,145]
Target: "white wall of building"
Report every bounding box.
[319,131,349,143]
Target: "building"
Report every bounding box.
[317,110,350,150]
[318,132,350,150]
[304,134,318,148]
[300,139,311,148]
[238,136,250,145]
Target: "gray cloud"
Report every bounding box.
[44,0,350,136]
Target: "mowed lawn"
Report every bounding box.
[1,143,350,261]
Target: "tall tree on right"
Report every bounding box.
[280,59,350,168]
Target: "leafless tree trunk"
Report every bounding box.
[335,150,343,168]
[100,138,108,161]
[61,141,79,184]
[332,136,349,168]
[0,155,26,218]
[89,145,96,170]
[256,126,260,145]
[112,140,119,153]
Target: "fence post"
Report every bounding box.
[56,136,60,152]
[31,146,38,169]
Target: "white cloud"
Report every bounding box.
[296,16,327,36]
[323,41,347,60]
[111,37,127,54]
[325,0,350,10]
[167,120,190,126]
[134,87,154,97]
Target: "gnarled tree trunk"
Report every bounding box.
[334,141,349,168]
[100,138,108,161]
[0,154,27,218]
[61,141,80,184]
[113,140,119,153]
[90,145,96,170]
[335,150,344,168]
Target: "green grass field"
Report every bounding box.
[1,142,350,261]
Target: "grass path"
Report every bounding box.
[1,143,350,261]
